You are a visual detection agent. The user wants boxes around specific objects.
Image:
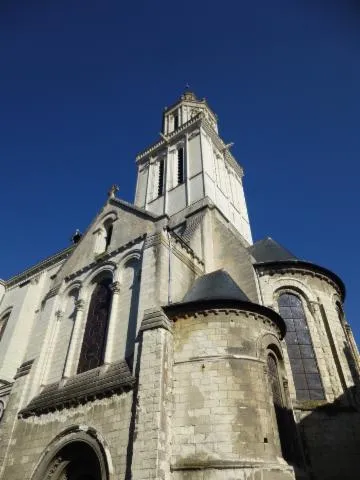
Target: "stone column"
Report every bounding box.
[63,298,85,378]
[104,281,121,364]
[41,309,63,385]
[132,308,173,480]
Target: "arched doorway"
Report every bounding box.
[43,441,102,480]
[31,429,109,480]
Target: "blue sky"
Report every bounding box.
[1,1,359,343]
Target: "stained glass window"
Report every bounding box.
[278,293,325,400]
[77,279,112,374]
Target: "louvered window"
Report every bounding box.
[177,147,184,184]
[158,159,165,196]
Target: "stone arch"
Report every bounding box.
[117,251,142,361]
[30,426,111,480]
[256,332,283,360]
[82,263,116,298]
[273,281,316,313]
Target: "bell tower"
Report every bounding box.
[134,90,253,244]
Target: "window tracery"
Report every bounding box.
[278,292,324,400]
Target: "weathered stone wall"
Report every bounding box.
[0,380,133,480]
[257,267,357,403]
[257,266,360,479]
[170,308,295,480]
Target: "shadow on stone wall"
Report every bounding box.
[297,380,360,480]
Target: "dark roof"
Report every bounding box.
[183,269,250,303]
[249,237,298,263]
[163,270,287,338]
[250,238,345,301]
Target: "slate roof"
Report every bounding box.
[248,237,298,263]
[183,269,250,303]
[163,269,286,338]
[249,237,345,301]
[19,360,135,418]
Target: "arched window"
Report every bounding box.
[77,278,112,374]
[267,352,302,465]
[104,219,113,251]
[278,293,324,400]
[0,311,10,342]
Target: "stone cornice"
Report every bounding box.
[163,300,286,339]
[144,231,204,273]
[14,359,35,380]
[136,113,203,162]
[136,113,244,179]
[140,308,173,333]
[0,381,13,397]
[255,260,345,302]
[201,119,243,178]
[65,234,146,282]
[19,360,135,418]
[5,246,74,290]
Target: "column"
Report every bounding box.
[63,298,85,378]
[41,309,63,385]
[104,281,121,364]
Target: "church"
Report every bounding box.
[0,90,359,480]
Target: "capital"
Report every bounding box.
[75,299,85,311]
[110,281,121,294]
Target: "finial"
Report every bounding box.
[185,82,190,90]
[71,229,82,244]
[108,184,119,199]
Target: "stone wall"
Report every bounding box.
[0,379,133,480]
[169,307,296,480]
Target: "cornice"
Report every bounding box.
[65,234,146,282]
[201,119,244,178]
[19,360,135,418]
[0,381,13,397]
[5,246,74,290]
[163,299,286,339]
[255,260,345,302]
[136,113,203,162]
[136,114,244,180]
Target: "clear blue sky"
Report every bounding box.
[1,1,359,343]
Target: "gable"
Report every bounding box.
[53,200,159,286]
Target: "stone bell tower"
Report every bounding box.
[134,90,253,244]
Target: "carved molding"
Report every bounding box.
[65,234,146,282]
[14,359,35,380]
[110,281,121,294]
[140,308,173,333]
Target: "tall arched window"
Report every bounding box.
[77,278,112,374]
[0,311,10,342]
[104,219,113,251]
[278,293,324,400]
[267,352,302,465]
